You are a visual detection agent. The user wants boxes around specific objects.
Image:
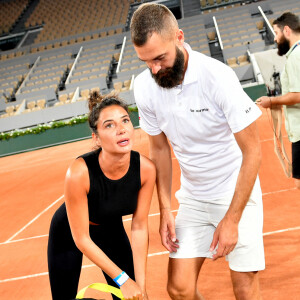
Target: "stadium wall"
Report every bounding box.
[243,83,267,101]
[0,83,265,157]
[0,111,139,157]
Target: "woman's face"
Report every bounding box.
[94,105,134,154]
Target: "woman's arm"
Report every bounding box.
[65,157,147,299]
[131,155,156,294]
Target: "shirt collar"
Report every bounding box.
[182,42,198,86]
[286,39,300,58]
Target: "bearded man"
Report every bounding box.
[131,3,264,300]
[256,12,300,189]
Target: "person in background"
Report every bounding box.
[47,91,156,300]
[256,12,300,189]
[131,3,264,300]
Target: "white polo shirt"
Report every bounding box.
[280,40,300,143]
[134,43,262,203]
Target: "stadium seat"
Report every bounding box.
[238,55,250,66]
[113,82,123,92]
[59,94,68,103]
[5,105,15,114]
[227,57,239,68]
[80,89,90,99]
[27,101,36,110]
[256,21,264,30]
[207,32,216,41]
[0,113,10,118]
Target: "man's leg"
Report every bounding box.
[167,257,206,300]
[230,270,262,300]
[226,195,264,300]
[295,178,300,189]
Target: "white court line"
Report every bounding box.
[262,187,297,196]
[2,186,296,245]
[4,195,64,243]
[123,210,178,222]
[263,226,300,236]
[0,210,178,246]
[1,225,300,284]
[260,136,288,143]
[0,234,49,245]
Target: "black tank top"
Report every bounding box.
[79,148,141,224]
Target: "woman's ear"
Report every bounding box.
[92,132,101,148]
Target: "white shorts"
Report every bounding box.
[169,193,265,272]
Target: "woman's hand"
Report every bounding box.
[143,291,149,300]
[120,278,143,299]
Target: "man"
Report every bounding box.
[256,12,300,189]
[131,3,264,300]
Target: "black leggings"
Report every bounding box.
[47,203,135,300]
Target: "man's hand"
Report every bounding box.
[209,216,238,261]
[256,96,272,108]
[159,208,179,252]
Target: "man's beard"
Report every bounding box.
[277,35,290,56]
[150,46,185,89]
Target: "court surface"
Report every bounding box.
[0,107,299,299]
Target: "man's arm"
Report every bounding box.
[256,92,300,108]
[148,132,179,252]
[210,121,262,260]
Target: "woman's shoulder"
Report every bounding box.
[131,151,154,169]
[139,153,156,184]
[78,148,100,161]
[66,155,90,185]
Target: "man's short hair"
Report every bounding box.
[130,3,178,46]
[273,12,300,33]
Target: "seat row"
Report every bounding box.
[0,99,46,118]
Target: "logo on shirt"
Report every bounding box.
[190,108,209,113]
[245,107,252,114]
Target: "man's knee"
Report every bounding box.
[167,279,196,300]
[167,257,205,300]
[233,284,256,300]
[231,271,261,300]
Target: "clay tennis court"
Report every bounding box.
[0,107,299,299]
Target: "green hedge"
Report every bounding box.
[0,111,139,157]
[0,82,266,157]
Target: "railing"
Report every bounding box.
[247,49,264,85]
[65,46,83,84]
[16,56,40,95]
[258,5,275,37]
[213,16,223,50]
[116,36,127,74]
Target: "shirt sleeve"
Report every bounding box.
[286,51,300,93]
[133,74,162,136]
[215,66,262,133]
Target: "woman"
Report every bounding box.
[47,91,156,300]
